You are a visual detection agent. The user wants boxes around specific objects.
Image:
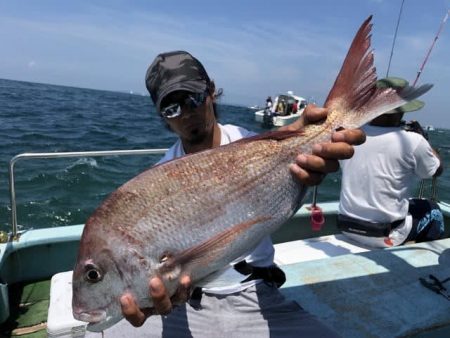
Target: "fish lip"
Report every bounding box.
[73,309,107,323]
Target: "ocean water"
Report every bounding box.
[0,78,449,232]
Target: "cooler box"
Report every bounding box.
[47,271,87,337]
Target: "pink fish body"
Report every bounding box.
[72,16,432,331]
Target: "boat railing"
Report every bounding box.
[8,149,168,238]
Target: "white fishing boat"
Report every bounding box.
[254,91,307,127]
[0,149,449,337]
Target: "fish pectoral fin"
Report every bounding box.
[173,216,271,268]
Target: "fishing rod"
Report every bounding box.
[412,9,449,86]
[413,10,449,201]
[386,0,406,77]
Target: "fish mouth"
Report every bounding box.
[73,307,122,331]
[73,309,107,323]
[86,313,123,332]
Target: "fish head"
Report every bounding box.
[72,245,128,331]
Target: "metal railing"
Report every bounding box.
[8,149,168,238]
[418,176,439,201]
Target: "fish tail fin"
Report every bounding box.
[324,15,433,130]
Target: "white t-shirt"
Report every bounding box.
[157,124,275,294]
[339,124,440,247]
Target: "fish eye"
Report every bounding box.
[84,264,103,283]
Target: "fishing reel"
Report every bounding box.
[402,120,429,140]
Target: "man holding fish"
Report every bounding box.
[115,50,365,337]
[75,16,432,337]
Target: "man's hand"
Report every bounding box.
[120,275,191,327]
[280,104,366,186]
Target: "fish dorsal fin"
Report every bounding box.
[324,15,433,129]
[160,216,271,275]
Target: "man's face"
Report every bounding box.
[160,90,216,144]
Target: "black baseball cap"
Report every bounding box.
[145,51,211,112]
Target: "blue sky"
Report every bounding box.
[1,0,449,127]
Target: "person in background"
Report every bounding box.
[338,77,444,248]
[292,99,299,114]
[89,50,365,337]
[265,96,273,109]
[276,99,285,115]
[263,96,274,126]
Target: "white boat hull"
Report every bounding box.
[254,110,304,127]
[254,92,307,127]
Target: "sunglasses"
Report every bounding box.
[161,91,209,119]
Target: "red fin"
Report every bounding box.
[324,15,432,129]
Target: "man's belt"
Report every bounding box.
[337,214,404,237]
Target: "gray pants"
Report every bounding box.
[86,282,339,337]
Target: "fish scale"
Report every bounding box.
[72,16,433,331]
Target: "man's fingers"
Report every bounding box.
[332,129,366,145]
[290,163,325,186]
[120,294,152,327]
[281,104,330,131]
[171,275,192,305]
[312,142,354,160]
[302,104,329,124]
[295,153,340,173]
[150,278,172,315]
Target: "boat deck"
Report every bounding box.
[1,202,449,337]
[3,237,449,338]
[43,237,450,337]
[281,238,450,337]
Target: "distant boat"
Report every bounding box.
[425,125,435,131]
[255,91,307,127]
[248,105,261,110]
